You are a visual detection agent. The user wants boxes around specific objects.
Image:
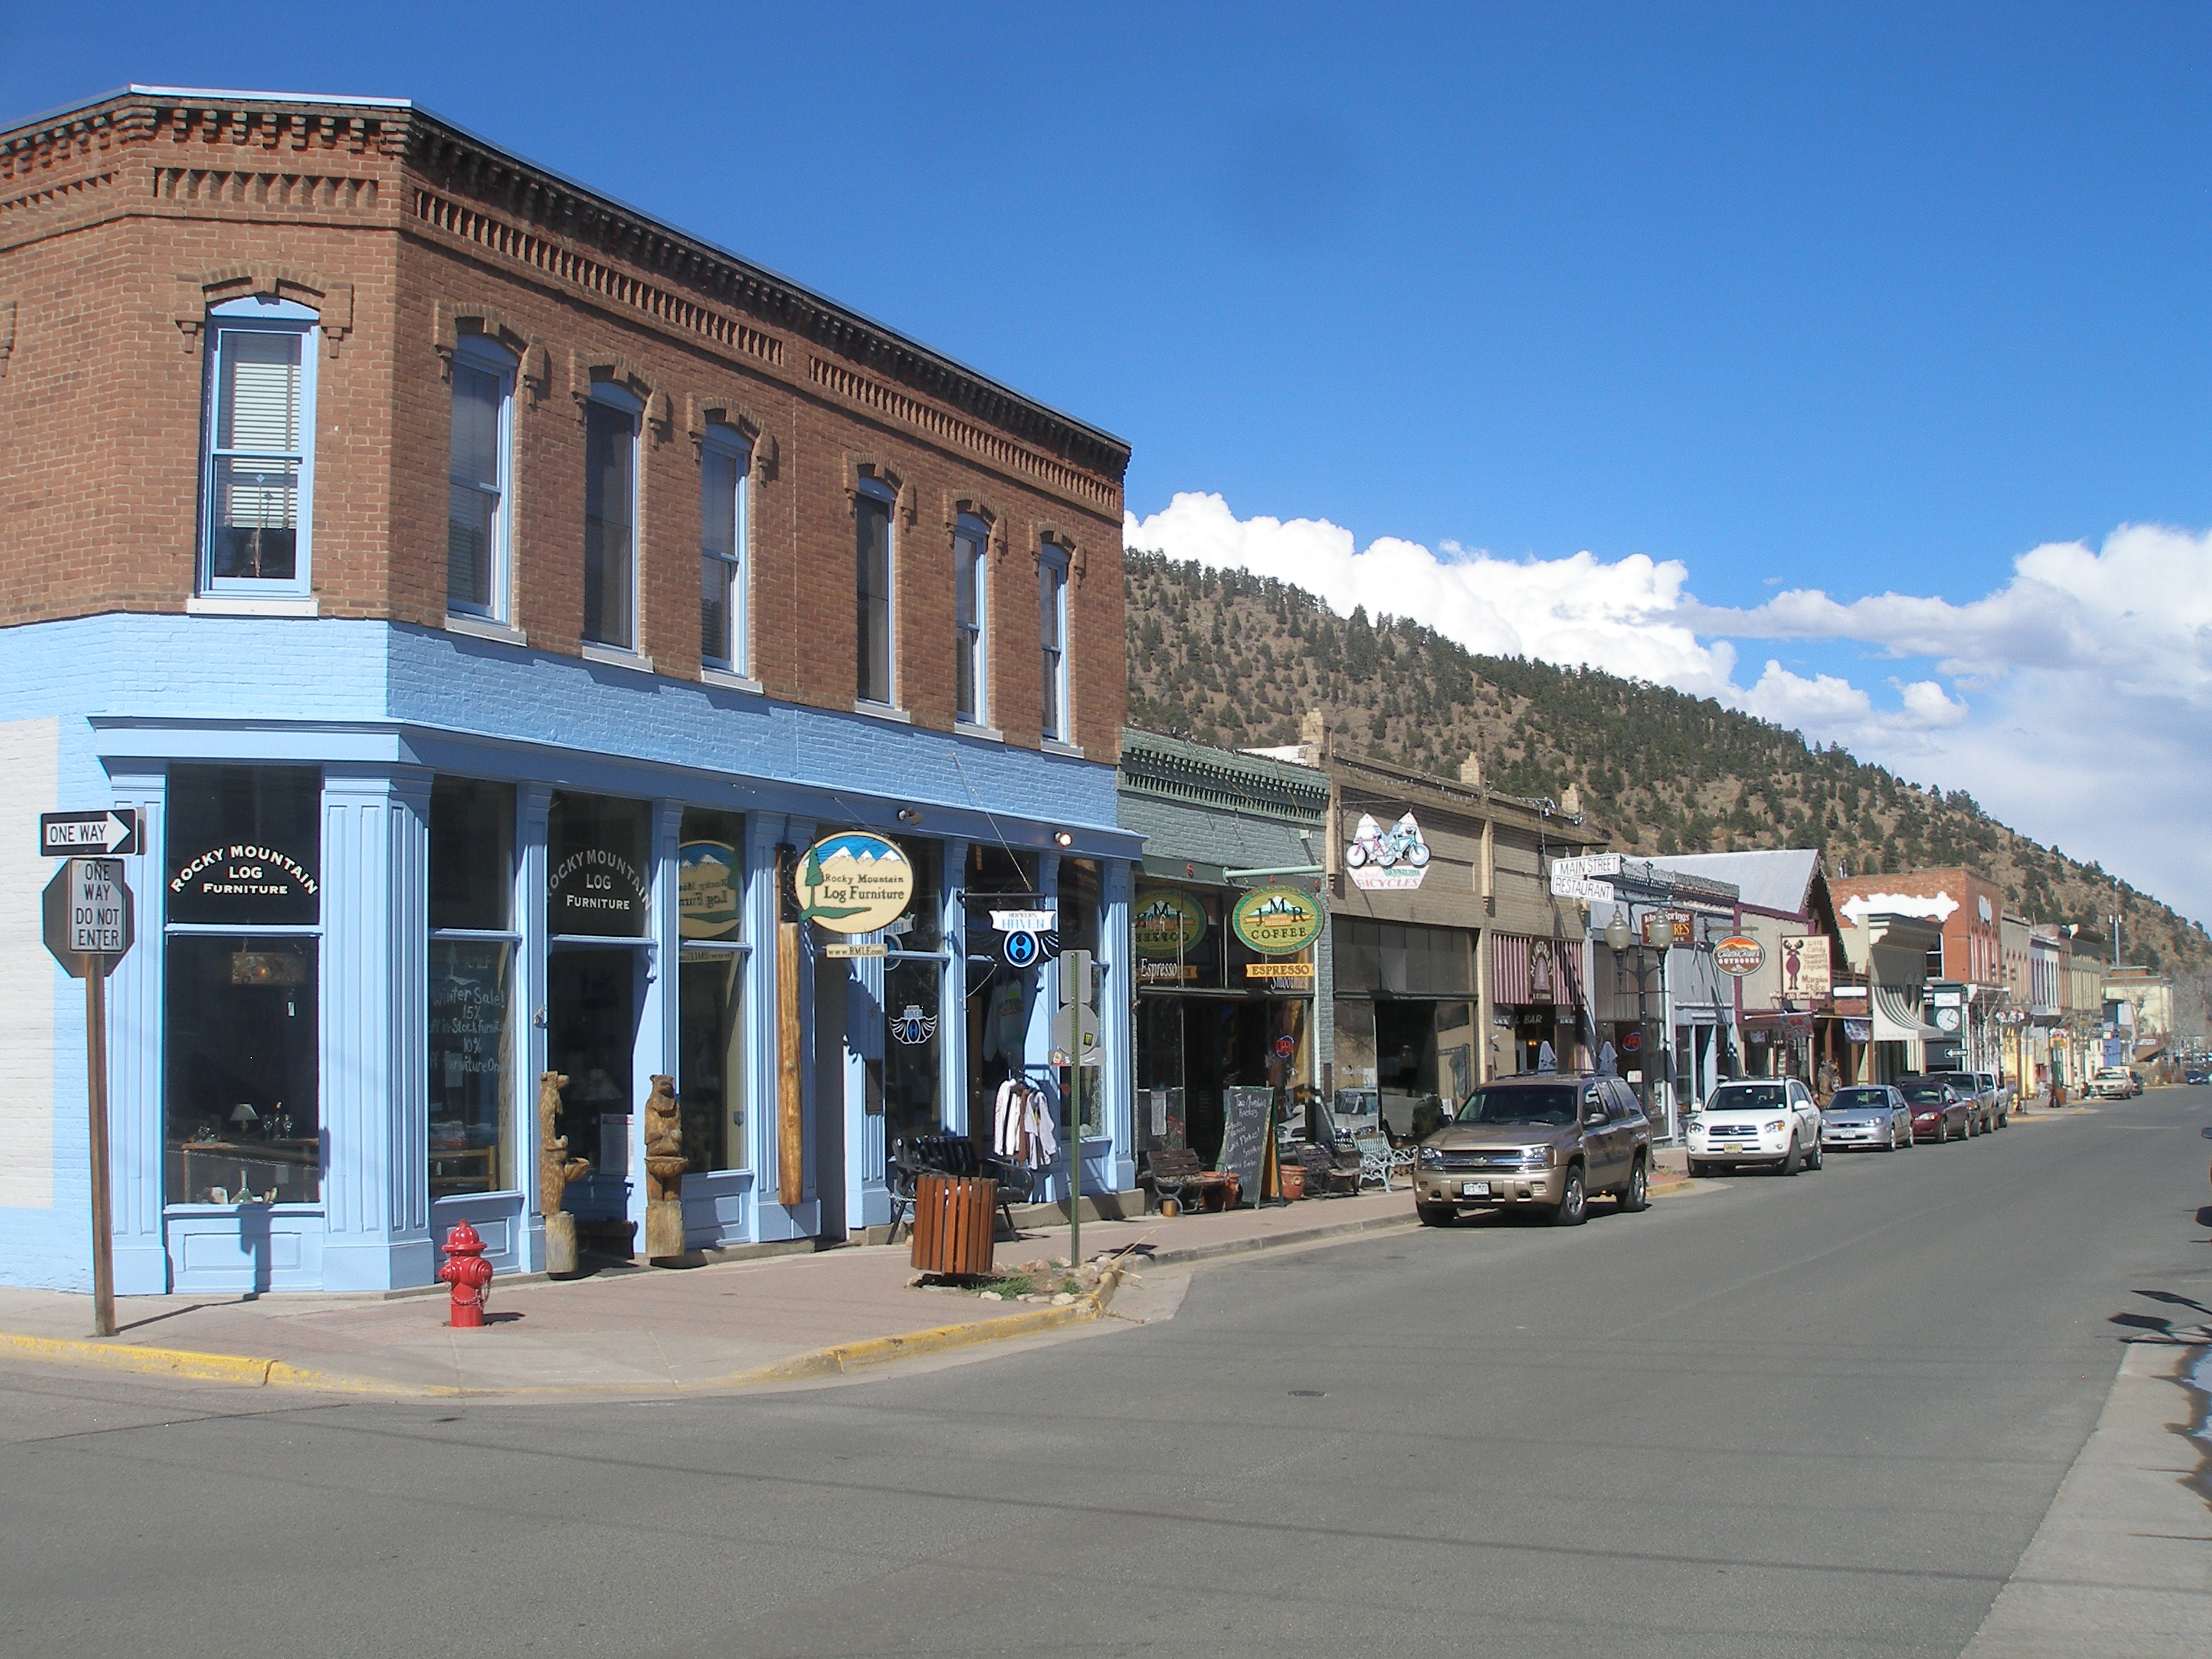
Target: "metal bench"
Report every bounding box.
[1138,1147,1238,1214]
[889,1134,1029,1241]
[1352,1128,1412,1193]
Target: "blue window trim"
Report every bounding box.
[698,422,752,675]
[198,295,319,598]
[447,335,518,624]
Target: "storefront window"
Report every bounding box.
[1133,884,1220,989]
[677,808,747,1172]
[428,779,518,1197]
[163,765,323,1205]
[547,791,650,938]
[884,837,941,952]
[965,844,1040,1141]
[883,953,943,1151]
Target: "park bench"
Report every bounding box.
[1138,1148,1240,1214]
[1352,1128,1413,1193]
[888,1134,1030,1241]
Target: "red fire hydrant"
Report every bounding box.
[437,1220,493,1328]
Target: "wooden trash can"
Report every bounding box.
[911,1174,997,1278]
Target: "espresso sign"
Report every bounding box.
[549,844,649,932]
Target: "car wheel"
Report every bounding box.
[1688,1159,1714,1178]
[1548,1166,1588,1226]
[1778,1141,1802,1177]
[1806,1136,1825,1172]
[1617,1157,1650,1213]
[1416,1201,1456,1227]
[1881,1125,1898,1151]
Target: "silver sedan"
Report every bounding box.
[1820,1084,1915,1153]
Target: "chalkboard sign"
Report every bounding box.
[1217,1087,1274,1202]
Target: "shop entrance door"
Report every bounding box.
[546,947,641,1257]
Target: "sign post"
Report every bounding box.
[1053,949,1098,1264]
[40,851,135,1339]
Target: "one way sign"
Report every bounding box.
[40,810,140,858]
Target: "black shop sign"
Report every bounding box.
[165,766,323,926]
[549,845,649,934]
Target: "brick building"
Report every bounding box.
[0,87,1138,1295]
[1830,867,2009,1074]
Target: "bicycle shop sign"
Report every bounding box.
[1343,810,1431,891]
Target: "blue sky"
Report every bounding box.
[9,4,2210,915]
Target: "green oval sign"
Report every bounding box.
[1232,885,1323,956]
[1133,888,1209,959]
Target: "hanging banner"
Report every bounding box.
[1778,934,1831,1000]
[796,832,913,935]
[1231,886,1323,955]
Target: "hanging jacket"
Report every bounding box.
[1023,1088,1058,1169]
[993,1077,1028,1160]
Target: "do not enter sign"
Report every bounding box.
[43,857,133,978]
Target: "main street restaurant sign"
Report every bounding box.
[796,832,913,935]
[1231,886,1322,956]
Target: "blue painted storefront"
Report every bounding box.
[0,615,1139,1295]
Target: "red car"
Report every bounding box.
[1897,1079,1972,1143]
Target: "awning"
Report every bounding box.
[1872,982,1946,1043]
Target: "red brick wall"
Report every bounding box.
[1,94,1128,756]
[1831,867,2007,986]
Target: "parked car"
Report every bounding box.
[1820,1084,1915,1153]
[1897,1078,1973,1143]
[2089,1068,2139,1100]
[1413,1074,1653,1228]
[2185,1067,2208,1087]
[1979,1071,2013,1127]
[1930,1071,2000,1133]
[1688,1077,1825,1177]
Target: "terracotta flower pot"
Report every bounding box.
[1279,1164,1308,1200]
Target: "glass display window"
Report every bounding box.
[164,935,320,1205]
[677,807,750,1172]
[882,953,945,1153]
[428,777,520,1198]
[547,792,651,938]
[1132,884,1221,990]
[163,765,323,1208]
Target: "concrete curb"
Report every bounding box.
[0,1268,1130,1401]
[1133,1208,1417,1267]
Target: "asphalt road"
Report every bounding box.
[4,1088,2208,1658]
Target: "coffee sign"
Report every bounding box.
[1231,886,1322,956]
[1133,888,1208,959]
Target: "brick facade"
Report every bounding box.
[1830,867,2007,987]
[0,91,1128,756]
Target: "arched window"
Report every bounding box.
[200,295,318,593]
[583,381,642,650]
[698,423,751,673]
[1038,542,1071,742]
[953,513,991,727]
[447,335,516,621]
[855,477,897,706]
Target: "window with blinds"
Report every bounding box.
[698,423,749,671]
[447,339,514,619]
[855,485,895,704]
[1039,546,1069,742]
[583,387,639,649]
[199,299,317,593]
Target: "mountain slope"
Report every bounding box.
[1124,550,2210,976]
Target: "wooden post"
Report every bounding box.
[84,961,114,1339]
[775,845,805,1209]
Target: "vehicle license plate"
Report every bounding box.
[1720,1142,1745,1154]
[1462,1181,1491,1198]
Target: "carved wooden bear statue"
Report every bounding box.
[536,1071,591,1218]
[643,1074,685,1202]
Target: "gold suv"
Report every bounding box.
[1413,1074,1655,1227]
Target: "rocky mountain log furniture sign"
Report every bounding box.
[796,832,913,935]
[168,838,319,925]
[549,845,649,932]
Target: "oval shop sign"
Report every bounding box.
[1231,885,1323,956]
[1713,935,1766,977]
[796,832,914,935]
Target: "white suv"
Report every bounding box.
[1689,1078,1825,1177]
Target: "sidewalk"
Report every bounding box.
[0,1188,1417,1398]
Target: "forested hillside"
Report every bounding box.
[1125,551,2211,976]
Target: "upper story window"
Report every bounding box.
[447,337,516,621]
[200,297,318,594]
[1039,544,1070,742]
[699,423,751,674]
[855,480,896,705]
[583,382,642,651]
[953,514,990,727]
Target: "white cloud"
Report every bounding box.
[1125,494,2212,923]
